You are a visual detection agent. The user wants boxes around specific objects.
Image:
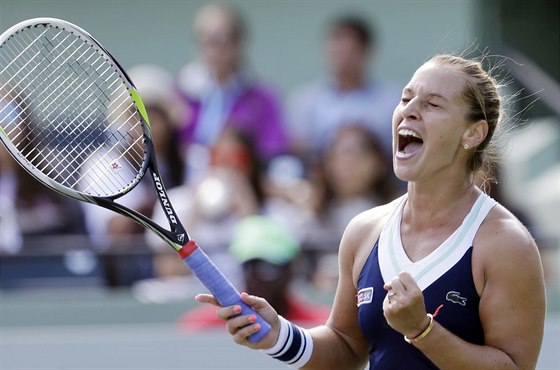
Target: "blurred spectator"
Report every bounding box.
[0,145,23,254]
[261,153,316,237]
[146,126,264,280]
[0,86,86,253]
[305,125,402,293]
[308,124,401,245]
[177,2,289,173]
[178,215,331,332]
[79,65,187,286]
[10,165,86,236]
[1,87,22,254]
[82,65,187,250]
[287,14,401,162]
[130,65,188,188]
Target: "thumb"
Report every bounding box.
[240,292,279,326]
[241,291,267,309]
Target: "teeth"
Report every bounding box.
[398,128,421,139]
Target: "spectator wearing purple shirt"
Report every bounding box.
[178,3,288,166]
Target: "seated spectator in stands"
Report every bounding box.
[305,125,403,294]
[104,65,186,245]
[178,215,331,332]
[130,65,188,189]
[0,145,22,254]
[146,127,264,280]
[79,65,186,286]
[82,65,186,251]
[287,14,400,162]
[178,2,289,172]
[0,87,86,251]
[307,124,401,245]
[0,87,24,254]
[3,159,85,239]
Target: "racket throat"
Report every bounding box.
[152,172,179,225]
[178,240,199,259]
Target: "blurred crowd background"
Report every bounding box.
[0,0,558,312]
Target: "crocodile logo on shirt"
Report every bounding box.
[446,291,467,306]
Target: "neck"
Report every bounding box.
[404,173,479,231]
[213,66,237,86]
[335,71,364,91]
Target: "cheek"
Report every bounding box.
[392,105,402,126]
[391,107,402,143]
[427,124,463,155]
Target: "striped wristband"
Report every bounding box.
[262,316,313,368]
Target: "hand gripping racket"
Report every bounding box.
[0,18,270,343]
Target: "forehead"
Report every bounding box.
[405,63,466,102]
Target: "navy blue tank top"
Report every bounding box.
[357,193,496,369]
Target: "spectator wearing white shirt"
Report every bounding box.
[287,15,401,162]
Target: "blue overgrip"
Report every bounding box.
[182,244,271,343]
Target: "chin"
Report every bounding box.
[393,159,415,182]
[395,172,413,183]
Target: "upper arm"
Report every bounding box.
[305,208,390,370]
[475,213,546,369]
[326,216,371,359]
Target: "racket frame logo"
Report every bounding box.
[152,172,178,225]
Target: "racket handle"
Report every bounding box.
[180,241,271,343]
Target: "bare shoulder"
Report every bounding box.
[473,202,543,292]
[475,203,539,259]
[338,199,401,286]
[473,202,545,369]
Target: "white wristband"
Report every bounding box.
[262,316,291,356]
[261,316,313,368]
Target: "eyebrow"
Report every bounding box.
[402,88,448,101]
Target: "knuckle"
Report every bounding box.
[215,308,228,320]
[233,335,245,345]
[226,322,236,335]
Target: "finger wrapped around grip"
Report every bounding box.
[181,242,271,343]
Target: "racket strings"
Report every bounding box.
[0,30,83,129]
[1,28,99,150]
[69,110,144,194]
[3,30,112,154]
[0,24,147,197]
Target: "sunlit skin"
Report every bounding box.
[392,63,486,187]
[392,63,489,261]
[196,61,546,370]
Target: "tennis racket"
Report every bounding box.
[0,17,270,343]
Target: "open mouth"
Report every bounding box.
[397,128,423,157]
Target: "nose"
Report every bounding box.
[401,98,420,121]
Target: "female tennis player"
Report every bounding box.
[196,54,546,370]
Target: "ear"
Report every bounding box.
[462,119,488,149]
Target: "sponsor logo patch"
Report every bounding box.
[357,287,374,307]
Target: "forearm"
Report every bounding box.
[301,325,368,370]
[415,323,525,370]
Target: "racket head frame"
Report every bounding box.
[0,17,189,250]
